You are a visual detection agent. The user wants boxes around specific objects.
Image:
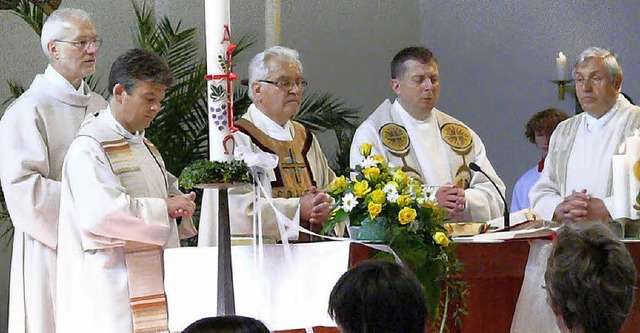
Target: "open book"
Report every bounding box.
[456,219,560,242]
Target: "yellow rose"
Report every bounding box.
[368,202,382,219]
[397,195,413,207]
[372,155,385,164]
[360,142,374,157]
[353,180,372,198]
[393,170,409,185]
[369,189,386,204]
[433,232,450,247]
[422,200,438,210]
[398,207,417,225]
[363,167,381,181]
[329,175,348,194]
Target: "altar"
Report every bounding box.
[164,240,640,332]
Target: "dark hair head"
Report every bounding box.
[181,315,270,333]
[545,223,637,333]
[328,260,428,333]
[107,48,173,100]
[391,46,438,79]
[524,108,568,144]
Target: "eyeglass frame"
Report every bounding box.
[54,38,103,50]
[258,78,308,91]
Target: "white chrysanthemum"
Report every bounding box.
[407,220,419,233]
[341,193,358,212]
[359,157,377,169]
[382,183,398,194]
[424,186,438,203]
[386,191,400,203]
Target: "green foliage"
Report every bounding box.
[0,0,59,35]
[178,160,252,189]
[132,0,209,175]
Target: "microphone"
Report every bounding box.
[469,162,510,230]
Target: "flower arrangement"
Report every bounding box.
[323,142,466,331]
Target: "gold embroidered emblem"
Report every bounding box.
[380,123,410,153]
[441,123,472,154]
[379,123,420,179]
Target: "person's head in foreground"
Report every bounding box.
[181,315,270,333]
[107,48,173,133]
[328,260,428,333]
[545,222,637,333]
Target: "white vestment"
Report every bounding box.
[198,104,336,245]
[350,99,505,225]
[511,163,542,212]
[515,95,640,333]
[530,94,640,220]
[56,108,196,333]
[0,65,107,333]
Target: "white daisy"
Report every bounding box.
[341,193,358,212]
[386,191,400,203]
[359,157,378,169]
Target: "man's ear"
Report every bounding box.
[614,74,624,92]
[113,83,126,103]
[390,79,400,95]
[48,41,60,61]
[251,82,262,101]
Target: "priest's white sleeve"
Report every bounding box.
[460,135,506,223]
[63,137,172,250]
[0,104,62,249]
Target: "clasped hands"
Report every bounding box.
[552,189,610,223]
[165,191,197,219]
[436,184,466,218]
[300,186,332,225]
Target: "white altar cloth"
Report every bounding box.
[164,241,359,331]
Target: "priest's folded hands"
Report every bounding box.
[552,189,610,223]
[166,191,197,218]
[300,185,332,224]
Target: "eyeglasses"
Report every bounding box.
[259,78,308,91]
[55,38,102,50]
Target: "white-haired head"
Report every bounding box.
[247,46,303,101]
[573,47,623,81]
[41,8,93,61]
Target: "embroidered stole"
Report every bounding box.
[101,138,169,333]
[235,119,321,240]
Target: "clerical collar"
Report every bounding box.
[104,106,143,139]
[44,64,86,94]
[249,104,294,141]
[584,97,620,133]
[393,99,434,124]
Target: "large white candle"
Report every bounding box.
[556,52,567,80]
[612,154,630,218]
[205,0,234,162]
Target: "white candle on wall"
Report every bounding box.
[556,52,567,80]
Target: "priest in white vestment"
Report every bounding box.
[0,9,107,333]
[512,47,640,333]
[56,49,197,333]
[200,46,335,244]
[350,46,505,225]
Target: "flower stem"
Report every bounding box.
[439,282,450,333]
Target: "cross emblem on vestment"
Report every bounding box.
[282,148,306,183]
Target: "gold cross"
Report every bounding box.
[282,148,306,183]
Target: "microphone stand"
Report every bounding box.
[469,162,510,231]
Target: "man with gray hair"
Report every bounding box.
[530,47,640,222]
[513,47,640,333]
[227,46,335,242]
[0,8,106,332]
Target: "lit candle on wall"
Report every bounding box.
[556,52,567,80]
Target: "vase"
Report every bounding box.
[348,218,388,242]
